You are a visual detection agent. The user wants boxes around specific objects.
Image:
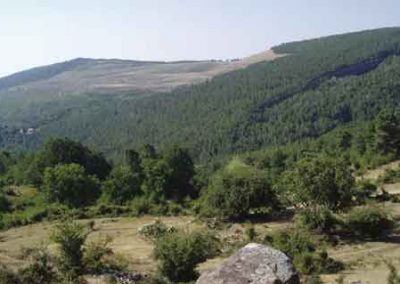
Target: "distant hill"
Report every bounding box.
[1,27,400,162]
[0,50,282,96]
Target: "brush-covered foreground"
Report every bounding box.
[0,202,398,283]
[1,158,400,283]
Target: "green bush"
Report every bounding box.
[154,230,219,282]
[50,221,89,281]
[45,203,88,221]
[200,159,279,220]
[355,180,377,203]
[379,168,400,184]
[345,205,394,238]
[265,229,316,258]
[265,229,343,275]
[0,204,50,230]
[165,201,186,216]
[279,155,355,210]
[83,236,113,274]
[294,251,344,275]
[130,196,152,215]
[295,205,339,233]
[43,163,100,208]
[82,236,127,274]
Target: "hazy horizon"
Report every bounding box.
[1,0,400,77]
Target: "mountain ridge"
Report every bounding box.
[0,50,283,96]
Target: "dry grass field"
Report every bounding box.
[0,216,195,273]
[1,162,400,283]
[0,210,398,283]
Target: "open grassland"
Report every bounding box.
[0,211,399,283]
[0,216,195,273]
[1,162,400,283]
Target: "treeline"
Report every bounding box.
[0,137,201,228]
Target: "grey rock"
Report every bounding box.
[196,243,299,284]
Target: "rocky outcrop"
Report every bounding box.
[196,243,299,284]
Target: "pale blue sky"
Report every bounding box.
[0,0,399,77]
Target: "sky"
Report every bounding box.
[0,0,400,77]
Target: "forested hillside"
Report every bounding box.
[1,27,400,161]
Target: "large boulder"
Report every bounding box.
[196,243,299,284]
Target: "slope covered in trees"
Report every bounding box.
[1,27,400,162]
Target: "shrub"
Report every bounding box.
[279,155,355,210]
[200,159,278,220]
[83,236,113,274]
[345,205,394,238]
[43,163,100,208]
[18,248,59,284]
[294,251,344,275]
[379,167,400,184]
[265,229,316,258]
[295,205,339,233]
[138,220,176,240]
[50,221,89,280]
[106,253,130,272]
[154,231,219,282]
[83,235,127,274]
[265,229,343,275]
[355,180,377,203]
[165,201,185,216]
[130,196,151,216]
